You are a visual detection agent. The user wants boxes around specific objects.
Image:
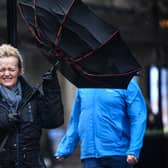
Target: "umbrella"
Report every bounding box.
[18,0,142,88]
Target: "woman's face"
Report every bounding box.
[0,56,21,89]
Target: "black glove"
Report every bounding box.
[8,112,21,124]
[42,62,59,81]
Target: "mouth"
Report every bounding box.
[1,78,15,84]
[0,78,16,88]
[3,78,13,81]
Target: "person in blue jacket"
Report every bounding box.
[55,79,147,168]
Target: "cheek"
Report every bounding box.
[0,73,3,81]
[14,71,21,78]
[0,72,3,77]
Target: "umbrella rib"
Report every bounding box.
[18,3,41,43]
[74,31,119,62]
[85,68,142,77]
[34,0,42,39]
[64,52,142,77]
[54,0,110,50]
[63,18,102,47]
[73,63,142,77]
[55,0,76,46]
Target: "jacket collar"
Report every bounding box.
[18,76,35,105]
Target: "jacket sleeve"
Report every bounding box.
[54,90,80,158]
[38,74,64,129]
[125,80,147,159]
[0,110,10,129]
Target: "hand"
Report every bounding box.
[42,62,59,81]
[126,154,138,165]
[8,112,21,123]
[55,156,65,161]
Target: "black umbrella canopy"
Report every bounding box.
[18,0,142,88]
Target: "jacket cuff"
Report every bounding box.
[126,149,140,159]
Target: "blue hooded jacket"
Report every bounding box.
[55,79,147,159]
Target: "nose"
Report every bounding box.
[4,70,10,76]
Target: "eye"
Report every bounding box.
[8,68,17,72]
[0,68,5,72]
[0,67,18,73]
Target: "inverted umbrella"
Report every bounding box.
[18,0,142,88]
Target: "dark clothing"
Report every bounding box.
[0,76,64,168]
[0,150,46,168]
[82,157,133,168]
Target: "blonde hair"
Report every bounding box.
[0,44,24,74]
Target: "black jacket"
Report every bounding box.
[0,76,64,168]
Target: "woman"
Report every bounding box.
[55,79,147,168]
[0,44,64,168]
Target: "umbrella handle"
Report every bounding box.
[49,61,60,73]
[41,61,60,82]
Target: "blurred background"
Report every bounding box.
[1,0,168,167]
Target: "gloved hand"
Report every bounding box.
[8,112,21,124]
[42,62,60,81]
